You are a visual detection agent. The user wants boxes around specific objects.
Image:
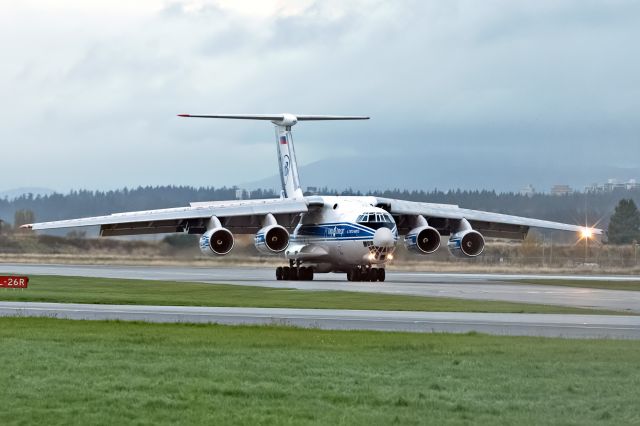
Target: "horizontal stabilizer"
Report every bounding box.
[177,113,369,121]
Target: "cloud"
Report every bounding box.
[0,0,639,192]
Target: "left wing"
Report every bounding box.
[375,197,601,239]
[22,198,308,236]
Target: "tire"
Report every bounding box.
[289,268,298,281]
[353,268,361,282]
[299,267,307,281]
[302,267,313,281]
[370,268,378,282]
[347,270,353,281]
[282,266,290,280]
[378,269,386,282]
[276,266,283,281]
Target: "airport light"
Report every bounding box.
[579,227,595,264]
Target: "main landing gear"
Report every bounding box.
[347,267,386,282]
[276,262,314,281]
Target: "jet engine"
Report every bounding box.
[255,224,289,254]
[404,226,441,254]
[447,229,485,258]
[199,227,234,256]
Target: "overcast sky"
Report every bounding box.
[1,0,639,192]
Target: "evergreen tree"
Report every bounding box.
[607,199,640,244]
[14,209,35,228]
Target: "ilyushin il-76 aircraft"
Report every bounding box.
[23,113,602,282]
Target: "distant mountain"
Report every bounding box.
[0,187,56,200]
[244,156,640,194]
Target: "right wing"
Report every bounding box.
[22,198,308,236]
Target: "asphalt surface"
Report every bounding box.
[1,264,639,313]
[3,301,640,339]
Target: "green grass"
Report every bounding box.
[513,279,640,292]
[1,317,639,425]
[0,275,627,314]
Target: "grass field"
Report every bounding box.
[1,317,639,425]
[514,279,640,292]
[0,275,627,315]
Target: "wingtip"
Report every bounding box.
[177,114,190,117]
[20,224,33,230]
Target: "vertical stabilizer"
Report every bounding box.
[275,124,303,199]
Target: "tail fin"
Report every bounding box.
[178,113,369,199]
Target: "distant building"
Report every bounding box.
[235,189,251,200]
[605,178,626,192]
[584,183,599,193]
[551,184,572,196]
[520,184,535,197]
[585,178,639,193]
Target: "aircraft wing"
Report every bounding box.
[22,198,308,237]
[375,197,601,239]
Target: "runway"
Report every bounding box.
[1,264,639,313]
[2,301,639,339]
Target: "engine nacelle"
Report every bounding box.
[199,228,234,256]
[404,226,441,254]
[255,224,289,254]
[447,229,485,258]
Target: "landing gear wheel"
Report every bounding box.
[366,268,375,282]
[370,268,378,282]
[276,266,283,281]
[347,270,353,281]
[289,268,298,281]
[282,266,291,280]
[307,268,314,281]
[353,268,361,282]
[378,268,386,282]
[298,267,314,281]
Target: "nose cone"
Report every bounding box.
[373,227,395,247]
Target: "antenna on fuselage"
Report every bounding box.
[178,113,369,199]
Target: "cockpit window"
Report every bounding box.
[356,212,395,230]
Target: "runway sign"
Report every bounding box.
[0,276,29,288]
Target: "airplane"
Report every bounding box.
[22,113,602,282]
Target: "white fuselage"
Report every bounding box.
[285,196,398,273]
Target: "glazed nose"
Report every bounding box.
[373,227,395,247]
